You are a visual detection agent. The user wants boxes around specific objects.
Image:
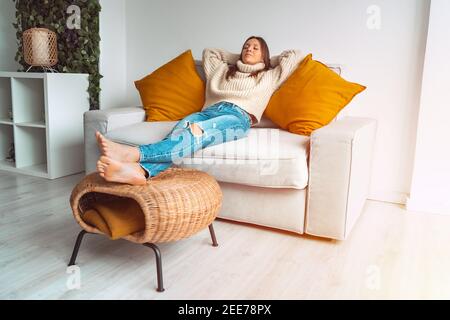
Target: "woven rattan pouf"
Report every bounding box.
[68,167,222,292]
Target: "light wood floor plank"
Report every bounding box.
[1,171,450,299]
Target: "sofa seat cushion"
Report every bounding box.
[106,121,310,189]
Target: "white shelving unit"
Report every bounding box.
[0,72,89,179]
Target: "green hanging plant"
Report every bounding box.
[12,0,102,110]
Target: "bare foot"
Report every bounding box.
[97,156,147,185]
[96,159,106,173]
[96,131,140,163]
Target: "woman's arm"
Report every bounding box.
[202,48,241,80]
[270,54,282,68]
[269,50,305,89]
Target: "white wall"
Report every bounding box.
[99,0,127,109]
[0,0,19,71]
[407,0,450,215]
[120,0,430,204]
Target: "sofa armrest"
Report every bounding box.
[84,107,146,174]
[305,117,377,240]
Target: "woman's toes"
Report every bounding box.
[96,132,104,145]
[100,155,111,164]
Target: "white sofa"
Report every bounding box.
[83,63,377,240]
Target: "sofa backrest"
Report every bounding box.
[194,60,342,80]
[194,60,343,128]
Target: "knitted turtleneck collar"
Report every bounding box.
[236,60,265,73]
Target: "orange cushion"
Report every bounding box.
[264,54,366,136]
[135,50,205,122]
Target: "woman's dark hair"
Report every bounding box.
[226,36,271,80]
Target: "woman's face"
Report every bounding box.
[241,38,264,65]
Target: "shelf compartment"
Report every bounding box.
[0,77,13,122]
[14,126,47,173]
[11,77,46,125]
[0,118,14,125]
[0,124,15,167]
[15,121,46,128]
[0,159,16,169]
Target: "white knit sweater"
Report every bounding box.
[202,48,305,125]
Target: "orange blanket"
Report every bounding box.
[82,197,145,240]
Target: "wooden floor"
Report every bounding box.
[1,170,450,300]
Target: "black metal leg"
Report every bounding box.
[143,243,165,292]
[68,227,215,292]
[68,230,88,266]
[208,224,219,247]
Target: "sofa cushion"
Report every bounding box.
[135,50,205,122]
[252,115,280,128]
[106,122,310,189]
[264,54,366,136]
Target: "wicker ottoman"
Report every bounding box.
[68,167,222,292]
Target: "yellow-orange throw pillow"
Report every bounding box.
[135,50,205,122]
[264,54,366,136]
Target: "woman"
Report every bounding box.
[96,36,304,185]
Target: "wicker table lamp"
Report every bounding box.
[23,27,58,72]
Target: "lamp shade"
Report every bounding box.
[23,28,58,67]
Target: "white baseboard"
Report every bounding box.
[368,190,408,205]
[368,190,450,215]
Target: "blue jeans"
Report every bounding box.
[138,101,252,177]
